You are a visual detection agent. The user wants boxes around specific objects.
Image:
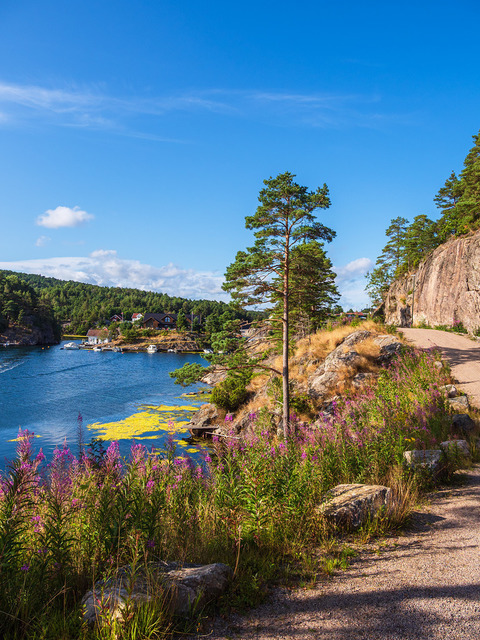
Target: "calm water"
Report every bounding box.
[0,342,208,464]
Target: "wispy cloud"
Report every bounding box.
[0,251,227,301]
[0,80,407,137]
[36,205,94,229]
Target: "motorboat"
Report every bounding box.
[92,346,102,352]
[203,348,213,354]
[147,344,158,353]
[64,342,80,350]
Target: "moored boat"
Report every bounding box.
[147,344,158,353]
[64,342,80,350]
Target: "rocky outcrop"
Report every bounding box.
[187,403,222,436]
[384,230,480,332]
[82,561,232,624]
[0,321,59,346]
[318,483,392,530]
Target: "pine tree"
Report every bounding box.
[224,172,335,437]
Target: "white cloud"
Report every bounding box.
[36,206,94,229]
[334,257,373,310]
[0,251,227,301]
[35,235,50,247]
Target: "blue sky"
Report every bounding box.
[0,0,479,308]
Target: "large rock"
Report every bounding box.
[319,483,391,530]
[187,403,220,436]
[82,562,232,624]
[384,229,480,332]
[308,330,371,399]
[452,413,476,434]
[448,395,470,412]
[372,334,403,364]
[440,439,471,460]
[403,449,444,475]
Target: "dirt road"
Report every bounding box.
[399,328,480,408]
[202,467,480,640]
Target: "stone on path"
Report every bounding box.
[452,413,476,434]
[82,561,232,625]
[319,483,392,530]
[439,384,458,398]
[440,439,471,460]
[403,449,444,475]
[448,395,470,411]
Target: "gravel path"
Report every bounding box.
[399,328,480,408]
[201,467,480,640]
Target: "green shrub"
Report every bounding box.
[211,375,249,411]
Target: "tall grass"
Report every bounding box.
[0,349,457,639]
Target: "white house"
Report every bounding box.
[86,329,111,345]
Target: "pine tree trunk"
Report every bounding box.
[282,244,289,439]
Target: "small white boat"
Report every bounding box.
[92,346,102,352]
[203,348,213,354]
[147,344,158,353]
[113,346,122,353]
[64,342,80,350]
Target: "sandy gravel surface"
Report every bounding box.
[199,467,480,640]
[399,328,480,408]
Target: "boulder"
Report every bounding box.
[308,330,372,399]
[448,395,470,412]
[187,403,220,436]
[82,561,232,625]
[440,439,471,460]
[403,449,444,475]
[452,413,476,434]
[439,384,458,398]
[373,334,403,364]
[318,483,391,530]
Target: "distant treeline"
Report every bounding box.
[0,270,261,335]
[367,128,480,304]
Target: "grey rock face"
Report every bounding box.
[384,229,480,332]
[82,561,232,625]
[448,395,470,412]
[403,449,444,475]
[452,413,476,433]
[319,483,392,530]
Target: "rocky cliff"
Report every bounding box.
[384,229,480,332]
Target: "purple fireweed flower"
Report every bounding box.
[248,412,257,421]
[146,539,155,549]
[21,564,30,572]
[225,413,233,422]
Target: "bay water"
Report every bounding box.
[0,342,208,464]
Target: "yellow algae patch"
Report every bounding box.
[87,404,198,441]
[143,404,199,412]
[9,434,42,442]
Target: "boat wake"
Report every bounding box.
[0,360,24,375]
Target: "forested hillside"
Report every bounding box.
[367,129,480,304]
[0,272,60,343]
[0,270,260,334]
